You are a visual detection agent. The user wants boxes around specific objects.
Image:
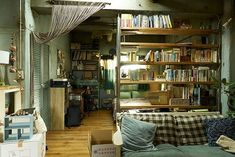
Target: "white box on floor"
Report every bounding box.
[88,130,115,157]
[0,133,46,157]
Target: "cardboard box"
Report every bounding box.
[147,91,169,105]
[88,130,115,157]
[169,98,190,105]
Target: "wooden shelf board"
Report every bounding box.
[121,28,219,35]
[72,59,99,62]
[120,104,215,109]
[121,42,219,48]
[120,61,218,66]
[72,69,98,71]
[120,80,215,85]
[0,86,21,93]
[71,49,99,51]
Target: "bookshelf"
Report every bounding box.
[70,49,100,108]
[116,13,221,112]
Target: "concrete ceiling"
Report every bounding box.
[32,6,118,32]
[31,0,224,33]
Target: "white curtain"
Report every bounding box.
[33,2,105,44]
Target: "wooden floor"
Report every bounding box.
[45,110,116,157]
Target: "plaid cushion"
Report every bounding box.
[153,114,176,145]
[116,113,176,145]
[175,114,223,145]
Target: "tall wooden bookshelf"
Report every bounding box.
[116,14,221,112]
[70,49,100,108]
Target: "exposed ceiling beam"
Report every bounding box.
[31,0,223,14]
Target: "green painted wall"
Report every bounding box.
[0,1,19,28]
[0,0,19,87]
[32,14,71,78]
[221,0,235,114]
[0,1,20,109]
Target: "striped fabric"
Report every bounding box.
[174,115,223,145]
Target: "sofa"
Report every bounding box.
[113,112,235,157]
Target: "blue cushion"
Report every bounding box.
[203,118,235,146]
[121,116,157,153]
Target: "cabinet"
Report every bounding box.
[71,49,100,108]
[50,87,66,130]
[4,115,33,141]
[0,133,46,157]
[116,14,220,111]
[0,86,22,142]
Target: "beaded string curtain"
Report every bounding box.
[33,2,105,44]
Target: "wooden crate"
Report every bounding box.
[169,98,190,106]
[147,91,170,105]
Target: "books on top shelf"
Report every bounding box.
[121,14,173,29]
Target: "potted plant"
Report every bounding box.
[213,77,235,117]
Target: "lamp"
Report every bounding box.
[0,51,10,64]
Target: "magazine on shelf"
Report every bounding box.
[216,135,235,153]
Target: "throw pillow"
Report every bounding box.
[34,111,47,133]
[121,116,157,153]
[175,115,208,145]
[175,114,223,146]
[203,117,235,146]
[117,113,176,145]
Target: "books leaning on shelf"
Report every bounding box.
[169,98,190,106]
[143,48,217,63]
[121,14,173,28]
[164,67,216,82]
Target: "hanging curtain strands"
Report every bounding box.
[48,0,111,5]
[33,1,109,44]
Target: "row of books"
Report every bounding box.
[144,48,217,63]
[191,49,217,63]
[70,40,99,50]
[126,67,216,82]
[145,49,180,62]
[121,14,173,28]
[72,50,98,61]
[72,61,98,70]
[170,86,216,106]
[164,67,216,82]
[127,70,156,81]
